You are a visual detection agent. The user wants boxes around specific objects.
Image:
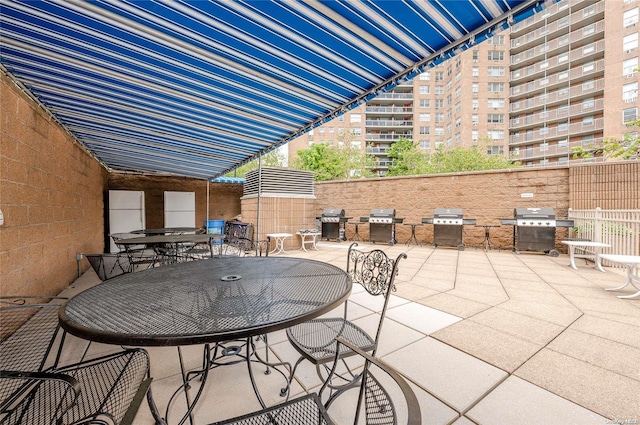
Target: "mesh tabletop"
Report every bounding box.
[60,257,351,346]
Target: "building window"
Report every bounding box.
[419,113,431,122]
[623,82,638,102]
[350,141,362,149]
[472,99,479,110]
[455,117,461,128]
[486,145,504,155]
[472,83,479,93]
[582,116,594,126]
[435,113,444,123]
[583,23,596,37]
[351,128,362,136]
[558,53,569,63]
[623,57,638,76]
[472,50,478,61]
[318,128,324,134]
[472,67,479,78]
[435,85,444,95]
[583,4,596,17]
[488,35,505,45]
[419,99,430,108]
[419,140,431,149]
[623,107,638,123]
[623,33,638,52]
[419,72,430,80]
[540,142,549,152]
[435,71,444,81]
[583,43,596,55]
[539,126,549,135]
[435,127,444,136]
[583,62,595,73]
[487,98,505,108]
[455,87,461,98]
[488,130,504,140]
[558,121,568,132]
[488,66,505,77]
[583,79,595,91]
[419,126,430,135]
[435,99,444,109]
[487,113,504,124]
[487,82,504,92]
[471,130,478,141]
[419,85,430,94]
[350,114,361,123]
[624,8,639,28]
[488,51,504,61]
[472,114,479,125]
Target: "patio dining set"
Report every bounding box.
[1,237,421,424]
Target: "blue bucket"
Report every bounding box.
[204,220,225,244]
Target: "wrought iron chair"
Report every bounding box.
[111,232,158,271]
[213,237,270,257]
[0,296,152,425]
[210,338,421,425]
[283,242,407,395]
[85,253,131,280]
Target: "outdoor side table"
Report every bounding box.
[477,225,501,251]
[403,223,423,246]
[297,231,321,252]
[600,254,640,299]
[266,233,293,255]
[561,240,611,272]
[348,221,363,242]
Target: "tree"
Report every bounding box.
[225,148,286,178]
[425,143,518,174]
[571,119,640,161]
[292,134,375,181]
[385,138,429,176]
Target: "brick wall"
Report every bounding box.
[314,167,574,250]
[0,73,108,297]
[569,162,640,210]
[108,174,243,232]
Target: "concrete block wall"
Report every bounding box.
[0,73,108,297]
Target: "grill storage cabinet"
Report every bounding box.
[319,209,348,241]
[365,209,403,245]
[501,208,574,256]
[422,208,476,250]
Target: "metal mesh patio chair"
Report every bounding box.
[283,242,407,395]
[85,254,131,281]
[213,237,270,258]
[210,338,421,425]
[111,233,158,271]
[0,297,152,425]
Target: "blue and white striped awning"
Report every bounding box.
[1,0,542,179]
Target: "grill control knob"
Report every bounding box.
[530,221,534,225]
[538,221,542,225]
[546,221,550,226]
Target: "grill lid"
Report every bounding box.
[322,209,345,217]
[514,207,555,219]
[370,209,395,218]
[434,208,463,219]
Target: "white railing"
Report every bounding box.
[568,208,640,270]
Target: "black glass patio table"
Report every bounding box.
[59,257,352,424]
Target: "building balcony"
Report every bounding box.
[365,120,414,128]
[509,79,605,114]
[365,106,413,114]
[366,146,390,155]
[510,22,604,74]
[510,0,604,42]
[365,133,412,141]
[509,137,603,161]
[372,93,414,100]
[509,98,604,130]
[510,54,604,100]
[509,118,604,146]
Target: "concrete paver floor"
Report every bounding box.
[59,241,639,424]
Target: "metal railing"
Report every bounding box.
[568,208,640,269]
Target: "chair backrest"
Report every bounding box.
[0,297,66,409]
[111,232,145,251]
[322,338,421,425]
[346,243,407,353]
[219,237,270,257]
[85,253,132,280]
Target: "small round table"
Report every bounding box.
[297,231,321,252]
[403,223,423,246]
[600,254,640,299]
[349,221,364,241]
[266,233,293,255]
[561,240,611,272]
[476,225,501,251]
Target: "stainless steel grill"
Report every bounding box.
[362,209,403,245]
[422,208,476,250]
[319,209,348,241]
[501,208,574,256]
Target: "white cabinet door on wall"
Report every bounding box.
[108,190,145,253]
[164,191,195,228]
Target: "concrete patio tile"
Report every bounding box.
[394,282,441,300]
[385,302,462,335]
[504,287,576,306]
[415,276,456,292]
[467,376,607,424]
[561,293,640,316]
[468,307,565,346]
[498,299,582,326]
[416,293,492,318]
[570,315,640,348]
[454,273,503,286]
[348,291,410,313]
[446,287,509,306]
[451,416,476,425]
[347,312,427,357]
[431,320,541,372]
[383,337,507,412]
[515,349,640,420]
[546,329,640,380]
[497,276,557,292]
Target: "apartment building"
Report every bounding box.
[288,0,639,173]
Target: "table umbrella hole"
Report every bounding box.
[221,275,242,281]
[222,346,242,356]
